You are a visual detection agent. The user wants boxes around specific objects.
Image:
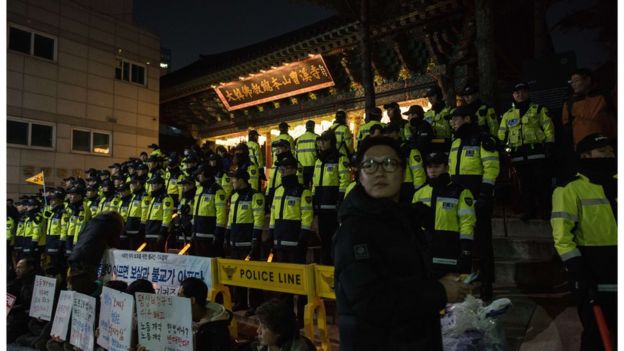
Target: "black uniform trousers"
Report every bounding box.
[274,245,307,327]
[230,246,262,310]
[513,159,551,219]
[302,166,314,189]
[316,210,338,265]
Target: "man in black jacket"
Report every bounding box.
[334,137,470,351]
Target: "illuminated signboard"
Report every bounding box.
[214,54,335,111]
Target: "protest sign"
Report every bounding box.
[70,292,96,351]
[51,291,74,341]
[29,275,57,321]
[97,287,134,351]
[7,293,16,316]
[99,249,212,295]
[136,292,193,351]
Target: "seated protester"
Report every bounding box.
[250,298,316,351]
[7,257,39,343]
[178,277,232,351]
[412,153,476,278]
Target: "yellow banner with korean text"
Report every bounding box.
[216,258,314,296]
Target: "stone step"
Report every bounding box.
[494,258,566,288]
[493,236,556,261]
[492,218,552,239]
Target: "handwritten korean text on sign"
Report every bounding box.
[97,287,134,351]
[136,292,193,351]
[51,290,74,341]
[29,275,57,321]
[70,292,96,351]
[214,54,334,111]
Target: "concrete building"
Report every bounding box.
[7,0,160,199]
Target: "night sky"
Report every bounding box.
[133,0,335,71]
[133,0,610,73]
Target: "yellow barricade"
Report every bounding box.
[209,259,335,350]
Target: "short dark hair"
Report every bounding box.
[355,136,406,169]
[369,124,384,136]
[256,298,298,346]
[180,277,208,307]
[571,68,592,79]
[105,280,128,293]
[126,279,155,296]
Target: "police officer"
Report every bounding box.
[384,102,408,141]
[85,184,100,215]
[145,154,164,194]
[275,121,295,155]
[209,153,233,200]
[23,198,44,267]
[143,174,174,252]
[192,164,227,257]
[424,86,453,153]
[96,180,121,215]
[403,105,434,156]
[165,153,184,206]
[448,105,500,300]
[329,110,354,157]
[499,82,556,220]
[551,134,616,350]
[248,130,265,169]
[234,143,260,192]
[148,143,162,157]
[135,163,149,183]
[269,154,314,325]
[226,168,265,314]
[312,130,350,264]
[7,202,18,271]
[13,199,27,261]
[127,175,147,250]
[356,107,383,149]
[265,140,302,210]
[115,183,134,250]
[459,83,499,136]
[413,152,476,277]
[63,186,91,257]
[295,120,319,188]
[43,188,67,275]
[174,176,195,248]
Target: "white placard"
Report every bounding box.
[50,290,74,341]
[136,292,193,351]
[29,275,57,321]
[98,249,212,295]
[70,292,96,351]
[97,287,135,351]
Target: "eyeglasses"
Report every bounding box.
[360,157,400,174]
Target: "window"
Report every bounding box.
[115,58,146,86]
[7,118,55,149]
[72,129,111,155]
[8,25,56,61]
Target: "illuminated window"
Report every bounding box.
[72,128,111,155]
[7,117,55,149]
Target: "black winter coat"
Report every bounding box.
[334,184,447,351]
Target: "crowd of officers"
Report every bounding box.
[6,70,616,343]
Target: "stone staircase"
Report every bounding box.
[231,217,577,350]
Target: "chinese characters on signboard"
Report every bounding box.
[214,54,335,111]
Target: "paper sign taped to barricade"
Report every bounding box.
[7,293,16,316]
[51,291,74,341]
[314,265,336,299]
[98,249,212,295]
[29,275,57,321]
[136,292,193,351]
[70,292,96,351]
[97,287,134,351]
[217,258,308,295]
